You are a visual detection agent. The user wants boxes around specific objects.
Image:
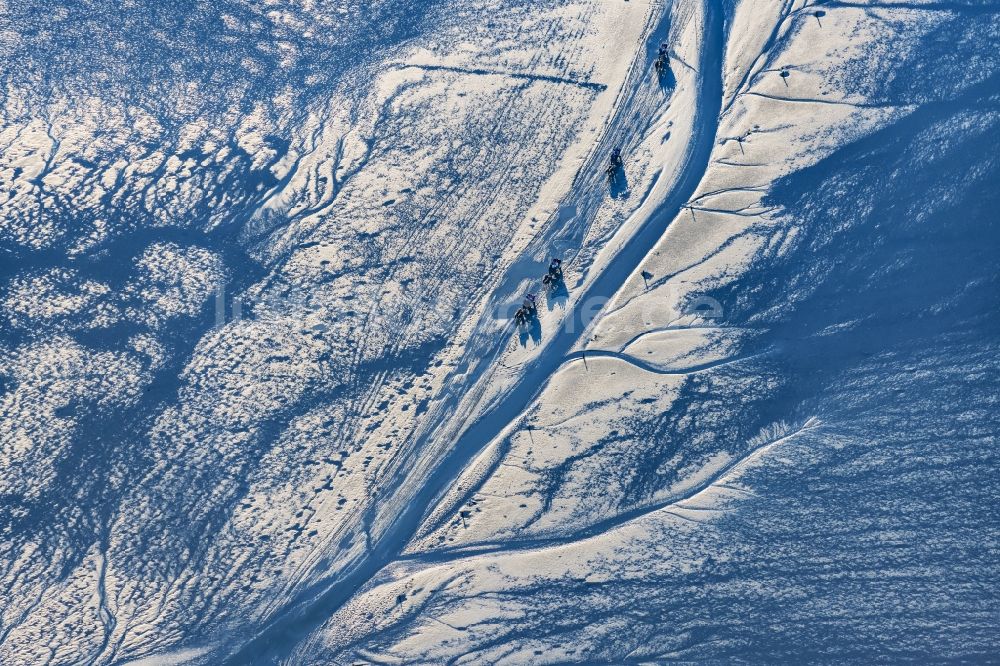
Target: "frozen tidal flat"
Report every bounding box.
[0,0,998,663]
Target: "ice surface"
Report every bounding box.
[0,0,998,663]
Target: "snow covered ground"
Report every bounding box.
[1,0,998,663]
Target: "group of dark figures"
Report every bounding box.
[605,146,624,184]
[513,43,671,327]
[655,41,669,75]
[606,43,669,185]
[513,258,563,327]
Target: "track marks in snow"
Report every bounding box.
[400,64,608,91]
[561,347,770,376]
[613,323,749,353]
[745,91,916,109]
[399,417,822,567]
[721,0,797,116]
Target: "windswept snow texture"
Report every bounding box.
[1,0,999,663]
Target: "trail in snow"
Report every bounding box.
[560,347,769,376]
[401,63,609,91]
[393,417,821,567]
[223,1,723,662]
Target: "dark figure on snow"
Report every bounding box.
[606,149,622,184]
[655,43,669,74]
[514,293,537,326]
[542,258,563,288]
[549,258,563,279]
[523,293,537,312]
